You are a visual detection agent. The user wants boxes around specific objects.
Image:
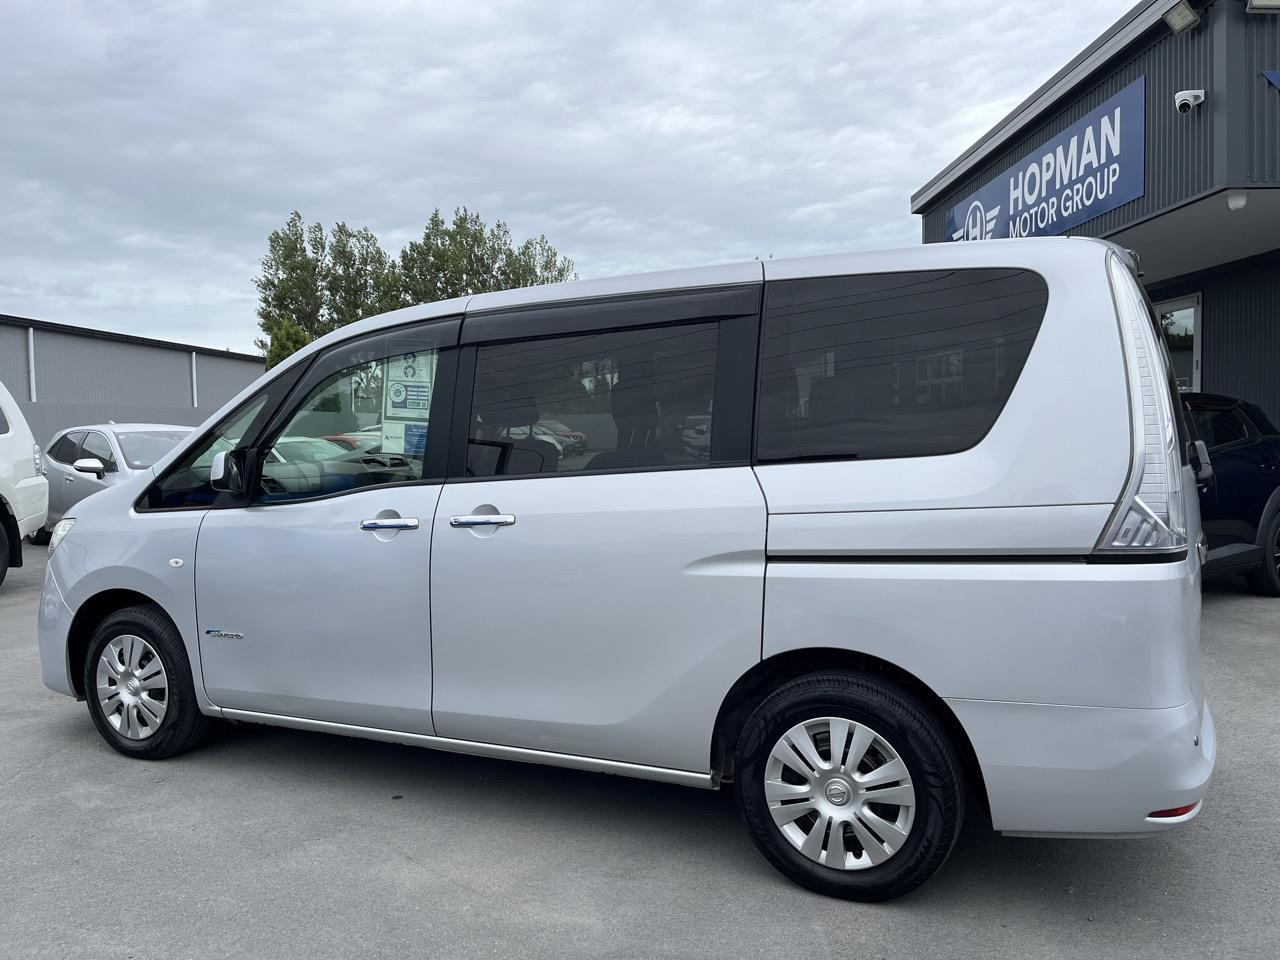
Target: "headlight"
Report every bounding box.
[48,518,77,554]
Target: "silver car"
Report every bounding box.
[34,424,192,541]
[37,241,1215,902]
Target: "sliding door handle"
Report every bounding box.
[359,518,420,531]
[450,514,516,528]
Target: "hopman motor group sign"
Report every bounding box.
[946,77,1146,241]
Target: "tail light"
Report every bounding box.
[1095,254,1188,555]
[33,443,42,475]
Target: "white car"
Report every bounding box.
[0,379,48,588]
[37,238,1215,901]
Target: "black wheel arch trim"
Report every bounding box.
[711,647,990,820]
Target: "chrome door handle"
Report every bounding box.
[450,514,516,528]
[359,518,420,531]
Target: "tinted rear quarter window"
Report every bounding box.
[756,269,1048,462]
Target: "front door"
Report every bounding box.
[44,431,85,525]
[196,322,456,734]
[430,310,766,773]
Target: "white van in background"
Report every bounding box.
[0,379,48,588]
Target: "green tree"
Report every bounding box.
[255,208,576,367]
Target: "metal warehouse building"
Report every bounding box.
[0,313,264,446]
[913,0,1280,424]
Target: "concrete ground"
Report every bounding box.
[1,550,1276,960]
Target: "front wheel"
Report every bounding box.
[1245,512,1280,597]
[734,671,964,901]
[83,605,210,759]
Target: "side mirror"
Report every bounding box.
[209,449,246,495]
[1189,439,1213,485]
[72,457,106,479]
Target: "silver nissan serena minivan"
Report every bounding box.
[38,237,1215,901]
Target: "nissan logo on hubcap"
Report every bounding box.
[825,781,851,805]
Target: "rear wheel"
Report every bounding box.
[1246,512,1280,597]
[83,605,209,759]
[734,671,963,901]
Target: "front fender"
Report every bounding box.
[51,497,213,712]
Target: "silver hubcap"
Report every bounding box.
[95,635,168,740]
[764,717,916,871]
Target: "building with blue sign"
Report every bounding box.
[913,0,1280,424]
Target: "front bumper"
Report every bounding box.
[12,474,48,538]
[38,560,77,698]
[948,696,1216,837]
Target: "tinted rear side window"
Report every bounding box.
[756,269,1048,462]
[1240,401,1278,438]
[467,323,718,478]
[1190,406,1252,448]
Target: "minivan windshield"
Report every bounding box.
[115,430,192,469]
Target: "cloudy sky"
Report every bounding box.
[2,0,1133,354]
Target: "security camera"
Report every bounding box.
[1175,89,1205,113]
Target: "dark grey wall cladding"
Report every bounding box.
[922,1,1218,243]
[1242,11,1280,184]
[1151,252,1280,425]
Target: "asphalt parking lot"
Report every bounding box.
[1,550,1276,960]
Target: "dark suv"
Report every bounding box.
[1183,392,1280,595]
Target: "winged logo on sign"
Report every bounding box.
[951,200,1001,241]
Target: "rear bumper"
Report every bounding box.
[948,696,1216,837]
[11,475,48,538]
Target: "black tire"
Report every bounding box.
[1245,513,1280,597]
[27,527,51,546]
[734,671,964,902]
[0,521,9,588]
[83,605,209,760]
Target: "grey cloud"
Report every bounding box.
[0,0,1130,352]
